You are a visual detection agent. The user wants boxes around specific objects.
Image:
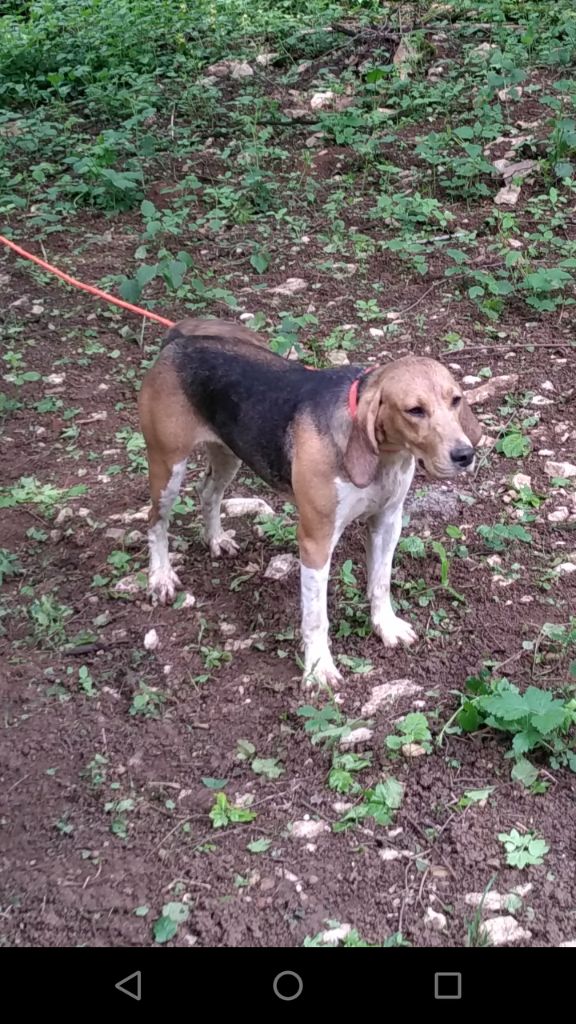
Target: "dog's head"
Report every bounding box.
[343,357,482,488]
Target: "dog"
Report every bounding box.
[138,318,482,687]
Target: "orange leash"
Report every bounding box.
[0,233,176,328]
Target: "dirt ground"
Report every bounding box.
[1,5,576,949]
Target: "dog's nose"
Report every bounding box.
[450,445,475,468]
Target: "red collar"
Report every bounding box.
[347,367,402,453]
[347,367,374,417]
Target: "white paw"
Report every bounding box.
[373,615,417,647]
[208,530,239,558]
[148,566,181,606]
[302,656,343,690]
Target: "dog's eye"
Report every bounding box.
[406,406,425,418]
[452,395,462,408]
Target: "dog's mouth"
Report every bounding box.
[417,457,476,479]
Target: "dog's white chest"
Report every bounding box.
[335,456,415,532]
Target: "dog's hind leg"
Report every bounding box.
[146,452,187,604]
[200,443,241,557]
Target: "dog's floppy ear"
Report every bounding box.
[343,387,382,488]
[459,395,483,446]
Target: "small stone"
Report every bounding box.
[463,375,482,385]
[264,553,298,580]
[545,460,576,478]
[327,350,350,366]
[465,374,518,406]
[512,473,531,490]
[255,52,278,66]
[45,373,65,385]
[531,395,554,406]
[319,923,352,945]
[239,312,257,322]
[401,743,427,758]
[222,497,274,518]
[54,507,74,525]
[379,848,402,861]
[369,328,385,339]
[494,183,521,206]
[125,529,144,548]
[497,85,523,101]
[361,679,421,716]
[548,507,569,523]
[424,907,447,932]
[144,628,159,651]
[340,727,374,749]
[291,820,329,839]
[179,592,196,608]
[541,380,554,391]
[310,90,335,110]
[269,277,308,296]
[481,916,531,946]
[113,574,144,595]
[465,891,508,912]
[556,562,576,574]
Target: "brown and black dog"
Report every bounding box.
[138,318,482,687]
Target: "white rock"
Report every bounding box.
[481,916,531,946]
[31,303,44,315]
[494,184,521,206]
[541,380,555,391]
[340,727,374,749]
[465,887,531,912]
[548,507,569,523]
[332,801,353,814]
[310,90,335,110]
[462,375,481,385]
[531,395,553,406]
[113,574,144,595]
[424,907,447,931]
[361,679,421,717]
[179,592,196,608]
[472,42,496,55]
[545,460,576,478]
[239,312,257,322]
[264,553,299,580]
[205,59,253,79]
[512,473,531,490]
[401,743,427,758]
[222,497,274,518]
[497,85,523,101]
[493,158,536,180]
[291,819,329,839]
[379,848,402,861]
[319,923,352,945]
[55,507,74,525]
[369,328,385,339]
[559,939,576,947]
[123,529,144,548]
[269,277,308,296]
[465,374,518,405]
[255,52,278,66]
[327,350,350,366]
[556,562,576,574]
[144,628,159,651]
[45,373,65,385]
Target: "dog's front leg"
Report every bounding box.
[366,504,417,647]
[300,554,342,689]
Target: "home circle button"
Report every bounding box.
[273,971,304,1001]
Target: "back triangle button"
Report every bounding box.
[115,971,141,1001]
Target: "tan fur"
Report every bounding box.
[291,415,337,569]
[169,317,269,348]
[343,356,481,486]
[138,357,218,527]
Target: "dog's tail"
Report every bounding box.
[160,318,267,351]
